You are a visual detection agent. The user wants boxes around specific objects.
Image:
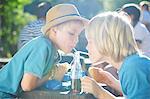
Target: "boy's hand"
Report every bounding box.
[80,76,102,98]
[53,63,70,81]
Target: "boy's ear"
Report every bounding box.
[51,27,58,34]
[48,27,57,38]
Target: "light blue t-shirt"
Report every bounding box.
[0,36,57,98]
[119,54,150,99]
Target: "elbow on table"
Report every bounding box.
[21,73,38,91]
[21,83,35,91]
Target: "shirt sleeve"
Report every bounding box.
[121,66,137,97]
[24,44,50,79]
[120,62,150,98]
[142,11,150,24]
[134,23,149,41]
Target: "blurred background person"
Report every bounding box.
[139,1,150,32]
[120,3,150,57]
[18,1,52,49]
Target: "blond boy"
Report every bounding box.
[81,12,150,98]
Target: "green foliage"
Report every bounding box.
[0,0,35,57]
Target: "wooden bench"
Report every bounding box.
[0,58,11,68]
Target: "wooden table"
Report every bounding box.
[18,77,96,99]
[18,90,96,99]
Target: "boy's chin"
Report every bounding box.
[62,49,72,54]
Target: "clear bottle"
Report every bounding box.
[70,51,83,93]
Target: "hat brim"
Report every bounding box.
[41,16,89,33]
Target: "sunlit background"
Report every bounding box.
[0,0,148,57]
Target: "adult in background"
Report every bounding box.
[140,1,150,32]
[18,1,52,49]
[120,3,150,57]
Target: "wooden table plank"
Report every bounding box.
[18,90,96,99]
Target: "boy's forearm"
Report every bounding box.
[21,73,50,91]
[36,73,51,87]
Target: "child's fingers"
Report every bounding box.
[59,62,70,72]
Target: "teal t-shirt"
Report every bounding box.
[119,54,150,99]
[0,36,57,98]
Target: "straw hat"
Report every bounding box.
[41,4,89,33]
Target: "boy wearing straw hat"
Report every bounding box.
[0,4,88,98]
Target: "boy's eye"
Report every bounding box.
[68,32,75,36]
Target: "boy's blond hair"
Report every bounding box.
[86,12,138,62]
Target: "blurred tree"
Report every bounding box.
[99,0,149,11]
[0,0,35,57]
[49,0,102,19]
[0,0,56,58]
